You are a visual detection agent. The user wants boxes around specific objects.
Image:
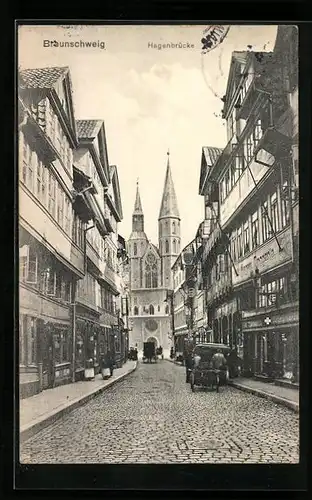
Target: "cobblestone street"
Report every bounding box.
[20,361,299,464]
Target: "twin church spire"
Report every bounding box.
[132,150,180,225]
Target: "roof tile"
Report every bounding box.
[19,66,69,89]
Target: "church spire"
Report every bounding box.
[159,150,180,220]
[132,178,144,232]
[133,178,143,215]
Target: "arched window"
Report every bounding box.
[165,220,168,233]
[165,304,169,314]
[158,305,160,312]
[165,240,169,253]
[145,253,158,288]
[134,242,137,256]
[173,239,177,253]
[172,221,176,234]
[134,306,138,315]
[149,304,154,315]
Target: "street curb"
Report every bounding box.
[228,381,299,413]
[166,360,298,412]
[20,362,137,444]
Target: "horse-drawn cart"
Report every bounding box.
[143,342,157,363]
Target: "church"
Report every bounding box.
[127,153,181,353]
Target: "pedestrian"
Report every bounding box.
[211,348,227,370]
[227,347,241,378]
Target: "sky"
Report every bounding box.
[18,24,278,248]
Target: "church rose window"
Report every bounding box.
[145,318,158,332]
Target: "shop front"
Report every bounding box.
[212,298,241,351]
[242,303,299,382]
[75,305,101,380]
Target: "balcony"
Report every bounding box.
[206,272,232,306]
[232,226,293,288]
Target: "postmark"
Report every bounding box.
[201,25,230,54]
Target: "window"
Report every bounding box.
[159,223,162,237]
[231,232,237,261]
[48,169,56,217]
[251,210,259,248]
[271,192,279,233]
[29,317,37,365]
[253,118,263,146]
[281,181,290,228]
[230,161,236,188]
[36,158,46,204]
[235,149,244,178]
[173,239,177,253]
[72,213,84,248]
[225,170,230,196]
[261,201,270,242]
[172,221,176,234]
[134,242,137,256]
[19,244,38,284]
[21,140,35,191]
[145,253,158,288]
[42,267,56,295]
[165,240,169,253]
[64,197,71,234]
[133,306,138,315]
[149,304,154,315]
[245,133,254,164]
[57,184,64,227]
[165,304,169,314]
[237,226,243,258]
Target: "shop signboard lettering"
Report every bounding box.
[232,227,293,287]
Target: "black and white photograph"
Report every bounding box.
[17,24,299,466]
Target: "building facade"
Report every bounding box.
[197,26,299,383]
[18,67,129,398]
[127,154,181,352]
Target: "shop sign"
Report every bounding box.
[232,227,293,287]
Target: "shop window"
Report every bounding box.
[115,334,121,353]
[29,317,37,365]
[53,328,69,364]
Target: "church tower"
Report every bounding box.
[128,180,148,290]
[158,151,181,289]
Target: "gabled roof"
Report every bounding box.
[76,119,103,139]
[108,165,123,221]
[19,66,78,147]
[199,147,223,194]
[19,66,69,89]
[199,147,223,195]
[159,154,180,220]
